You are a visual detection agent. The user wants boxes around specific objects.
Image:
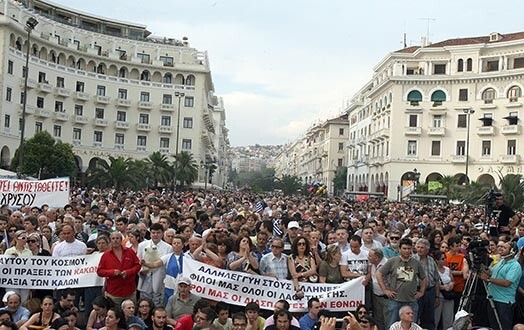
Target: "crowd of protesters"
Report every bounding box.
[0,188,523,330]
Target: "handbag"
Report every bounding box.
[439,277,457,300]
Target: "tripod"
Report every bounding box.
[458,268,502,330]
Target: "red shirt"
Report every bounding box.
[97,246,141,297]
[174,314,194,330]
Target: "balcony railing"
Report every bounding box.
[55,87,71,97]
[95,95,111,104]
[501,124,520,135]
[75,92,90,101]
[427,127,445,136]
[116,99,132,107]
[94,118,108,127]
[451,155,466,163]
[477,126,495,135]
[500,154,520,164]
[159,126,173,133]
[138,101,153,110]
[114,121,129,129]
[160,104,174,111]
[34,108,51,118]
[54,112,69,121]
[404,127,422,135]
[136,124,151,131]
[74,115,89,125]
[38,82,53,93]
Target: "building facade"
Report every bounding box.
[0,0,229,187]
[346,32,524,200]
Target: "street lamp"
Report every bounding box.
[412,168,420,190]
[200,160,214,190]
[173,91,185,188]
[463,108,475,183]
[18,17,38,178]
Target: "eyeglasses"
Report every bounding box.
[297,242,306,246]
[18,236,27,240]
[271,245,283,249]
[139,305,150,308]
[27,239,38,243]
[8,229,17,232]
[390,237,400,240]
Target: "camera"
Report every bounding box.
[467,238,490,271]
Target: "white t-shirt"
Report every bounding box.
[339,248,369,275]
[361,240,383,253]
[52,239,87,257]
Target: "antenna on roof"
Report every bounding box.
[403,33,407,48]
[419,17,436,44]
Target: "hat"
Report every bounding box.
[454,310,473,320]
[287,221,300,229]
[128,323,145,330]
[2,291,16,303]
[178,276,191,286]
[97,224,110,232]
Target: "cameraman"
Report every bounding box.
[480,241,521,330]
[494,194,519,235]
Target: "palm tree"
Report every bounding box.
[173,151,198,188]
[499,173,524,210]
[145,151,173,187]
[87,156,144,190]
[460,181,491,205]
[437,175,461,200]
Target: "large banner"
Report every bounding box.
[0,177,70,208]
[0,254,103,289]
[183,258,365,312]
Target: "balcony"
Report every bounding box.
[477,126,495,135]
[451,155,466,163]
[19,104,36,115]
[160,104,174,111]
[428,127,445,136]
[114,144,125,151]
[93,142,103,148]
[136,123,151,131]
[116,98,132,107]
[501,124,520,135]
[500,154,520,164]
[74,92,90,101]
[159,125,173,133]
[95,95,111,104]
[74,115,89,125]
[114,121,129,129]
[55,87,71,97]
[38,82,53,93]
[357,136,367,145]
[72,139,81,147]
[94,118,108,127]
[34,108,51,118]
[138,101,153,110]
[137,146,147,152]
[159,147,170,154]
[21,78,37,89]
[404,127,422,136]
[54,112,69,121]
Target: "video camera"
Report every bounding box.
[468,238,490,272]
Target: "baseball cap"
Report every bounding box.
[455,310,473,320]
[287,221,300,229]
[178,276,191,286]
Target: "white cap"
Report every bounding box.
[287,221,300,229]
[2,291,16,303]
[455,310,472,320]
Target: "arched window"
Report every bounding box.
[466,58,473,71]
[507,85,522,102]
[482,88,496,104]
[119,68,127,78]
[407,90,423,105]
[163,73,172,84]
[457,59,464,72]
[140,70,150,81]
[185,75,195,86]
[431,90,446,106]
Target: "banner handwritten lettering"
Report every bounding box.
[0,177,69,208]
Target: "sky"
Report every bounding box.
[52,0,524,146]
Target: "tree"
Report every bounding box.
[87,156,144,190]
[11,131,76,179]
[499,173,524,210]
[332,167,348,196]
[174,151,198,188]
[459,181,491,205]
[145,151,173,187]
[277,175,302,196]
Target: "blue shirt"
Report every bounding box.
[0,306,30,323]
[488,257,522,304]
[382,245,400,259]
[299,313,317,330]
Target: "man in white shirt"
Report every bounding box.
[339,235,369,281]
[361,226,383,253]
[368,248,388,330]
[52,224,87,257]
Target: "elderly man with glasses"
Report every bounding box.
[259,238,288,280]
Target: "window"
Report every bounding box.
[162,94,172,104]
[7,61,13,74]
[508,140,516,155]
[137,53,150,64]
[163,73,172,84]
[338,143,344,151]
[184,96,194,107]
[431,141,441,156]
[183,117,193,128]
[55,101,64,112]
[182,139,192,150]
[456,141,465,155]
[4,115,10,128]
[506,111,519,125]
[339,128,344,135]
[38,72,47,83]
[160,56,174,67]
[482,141,491,156]
[94,131,103,142]
[137,136,147,146]
[459,89,468,101]
[73,128,81,140]
[160,137,170,148]
[433,64,446,74]
[161,116,171,126]
[56,77,65,88]
[431,90,446,105]
[481,113,493,127]
[407,140,417,156]
[37,97,44,108]
[466,58,473,71]
[76,81,84,92]
[35,121,42,133]
[482,88,496,104]
[6,88,11,102]
[457,59,464,72]
[486,60,499,72]
[115,133,125,145]
[433,115,443,127]
[118,89,128,99]
[514,57,524,69]
[139,114,149,124]
[116,111,126,122]
[507,86,521,102]
[407,90,422,105]
[409,114,418,127]
[20,92,25,104]
[140,71,150,81]
[457,114,467,128]
[96,85,106,96]
[119,67,126,78]
[95,108,104,119]
[75,104,83,116]
[186,75,195,86]
[53,125,61,137]
[140,92,150,102]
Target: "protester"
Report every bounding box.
[19,296,60,330]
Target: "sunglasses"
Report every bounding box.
[271,245,283,249]
[8,229,17,232]
[27,239,38,243]
[297,242,306,246]
[390,237,400,240]
[18,236,27,240]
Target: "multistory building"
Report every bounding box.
[0,0,229,186]
[346,32,524,200]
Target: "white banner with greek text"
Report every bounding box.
[183,258,365,312]
[0,254,103,289]
[0,177,70,208]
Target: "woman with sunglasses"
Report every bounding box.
[135,298,154,329]
[1,225,21,251]
[288,237,317,299]
[4,230,33,302]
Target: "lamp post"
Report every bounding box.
[173,91,185,188]
[463,108,475,183]
[17,17,38,178]
[413,168,420,191]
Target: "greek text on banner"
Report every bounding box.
[182,258,364,312]
[0,254,103,289]
[0,177,70,208]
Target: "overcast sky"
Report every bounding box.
[53,0,524,146]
